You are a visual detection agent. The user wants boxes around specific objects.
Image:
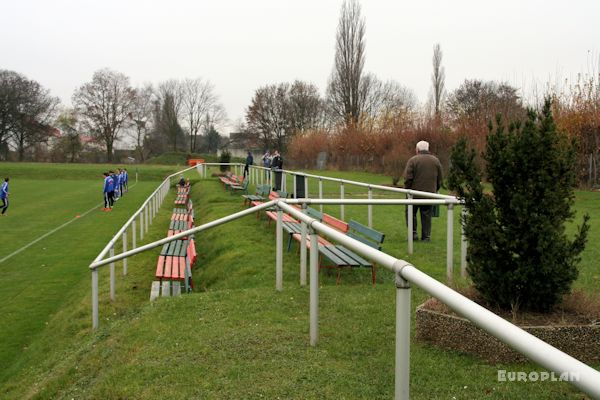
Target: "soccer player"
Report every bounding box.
[111,170,120,200]
[1,177,9,216]
[123,168,129,193]
[103,172,114,211]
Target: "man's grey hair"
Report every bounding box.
[416,141,429,151]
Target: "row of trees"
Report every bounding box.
[0,68,227,162]
[239,0,598,187]
[0,70,59,161]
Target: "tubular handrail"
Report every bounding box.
[92,165,196,264]
[275,200,600,399]
[89,200,278,270]
[88,185,600,398]
[247,163,455,200]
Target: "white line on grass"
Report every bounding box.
[0,183,138,265]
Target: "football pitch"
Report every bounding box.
[0,163,176,383]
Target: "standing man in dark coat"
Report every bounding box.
[403,140,443,241]
[243,151,253,179]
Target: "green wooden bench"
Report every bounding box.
[283,207,325,251]
[152,239,194,299]
[319,220,385,284]
[229,179,249,195]
[243,184,271,206]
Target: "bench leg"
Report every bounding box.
[336,267,342,285]
[372,264,377,285]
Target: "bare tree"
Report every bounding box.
[129,84,154,161]
[156,93,184,152]
[54,108,82,163]
[431,43,446,121]
[1,71,59,161]
[72,69,135,162]
[326,0,366,125]
[181,78,224,153]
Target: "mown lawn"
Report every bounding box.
[0,164,598,399]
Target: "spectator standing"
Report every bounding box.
[244,151,254,179]
[403,140,443,241]
[0,177,9,216]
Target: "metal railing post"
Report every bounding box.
[447,204,454,283]
[318,178,323,213]
[309,227,319,346]
[282,171,287,192]
[122,230,128,275]
[407,195,413,255]
[145,205,149,232]
[92,268,98,329]
[300,203,307,286]
[304,176,309,199]
[395,272,411,400]
[276,208,283,291]
[293,174,297,198]
[368,186,373,228]
[139,212,144,241]
[132,220,137,249]
[461,207,468,278]
[340,181,345,221]
[109,246,115,301]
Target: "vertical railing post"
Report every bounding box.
[293,174,297,198]
[318,178,323,213]
[304,176,308,199]
[407,194,413,255]
[109,246,115,301]
[340,181,345,221]
[368,186,373,228]
[447,204,454,283]
[282,172,287,193]
[276,207,283,291]
[300,203,307,286]
[92,268,98,329]
[395,271,411,400]
[139,212,144,241]
[145,204,149,233]
[132,219,137,249]
[122,230,128,276]
[309,227,319,346]
[461,206,468,278]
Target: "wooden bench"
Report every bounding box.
[174,193,188,205]
[260,191,290,222]
[284,207,331,250]
[171,200,194,225]
[242,184,271,206]
[151,239,195,300]
[219,173,243,189]
[229,178,249,195]
[319,220,385,285]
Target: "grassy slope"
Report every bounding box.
[1,166,598,399]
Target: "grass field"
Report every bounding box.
[0,162,598,399]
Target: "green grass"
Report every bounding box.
[0,164,598,399]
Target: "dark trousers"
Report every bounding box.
[243,164,249,178]
[405,204,432,240]
[1,198,8,214]
[105,192,114,208]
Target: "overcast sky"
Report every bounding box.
[1,0,599,133]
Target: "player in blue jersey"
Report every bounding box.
[123,168,128,193]
[1,177,9,215]
[103,172,114,211]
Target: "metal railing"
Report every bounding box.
[196,162,468,281]
[90,165,196,328]
[88,191,600,399]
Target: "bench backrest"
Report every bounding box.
[347,220,385,250]
[306,207,323,221]
[268,190,288,200]
[256,184,271,196]
[322,213,349,233]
